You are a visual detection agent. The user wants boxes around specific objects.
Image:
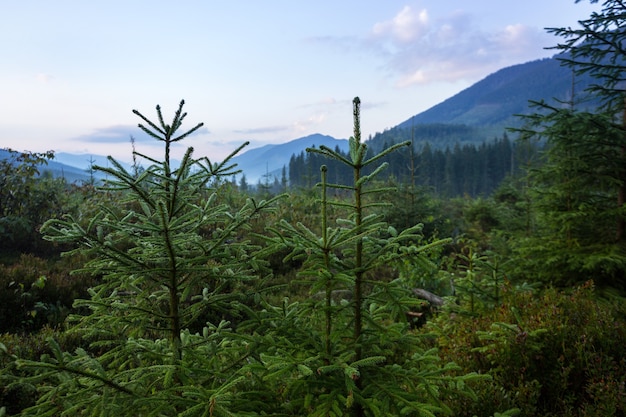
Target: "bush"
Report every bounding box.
[0,254,96,333]
[0,149,75,255]
[425,281,626,416]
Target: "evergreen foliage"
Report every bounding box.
[1,99,496,416]
[4,5,626,415]
[256,97,486,416]
[367,124,487,154]
[288,133,521,198]
[547,0,626,243]
[514,107,626,287]
[0,254,95,333]
[15,101,281,415]
[511,0,626,289]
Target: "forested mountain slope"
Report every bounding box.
[402,57,586,127]
[366,54,594,153]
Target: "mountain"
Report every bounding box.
[399,56,593,130]
[53,153,136,182]
[51,153,136,183]
[53,153,129,171]
[230,133,349,183]
[4,55,595,185]
[367,55,595,152]
[0,150,136,184]
[242,57,588,181]
[1,136,347,186]
[42,160,97,183]
[0,149,95,184]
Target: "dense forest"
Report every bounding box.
[289,134,523,197]
[2,2,626,416]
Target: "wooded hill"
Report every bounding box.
[287,54,595,196]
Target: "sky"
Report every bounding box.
[1,1,602,164]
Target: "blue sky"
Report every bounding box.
[1,1,600,163]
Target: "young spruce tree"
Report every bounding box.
[513,0,626,288]
[248,98,485,416]
[17,101,281,416]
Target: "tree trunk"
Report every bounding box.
[617,100,626,242]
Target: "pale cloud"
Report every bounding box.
[297,97,341,109]
[71,125,210,144]
[320,97,338,105]
[436,24,456,43]
[367,6,551,87]
[398,70,427,87]
[308,112,326,124]
[397,62,475,87]
[372,6,429,43]
[492,24,541,56]
[292,112,327,133]
[71,125,143,144]
[233,107,331,138]
[234,125,290,135]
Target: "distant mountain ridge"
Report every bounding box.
[366,54,595,153]
[1,135,348,185]
[230,133,349,183]
[0,149,101,184]
[3,54,592,185]
[53,153,127,172]
[398,56,592,130]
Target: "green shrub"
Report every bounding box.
[0,149,76,255]
[425,281,626,416]
[0,254,96,333]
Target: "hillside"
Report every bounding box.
[0,149,97,184]
[400,56,593,129]
[367,55,595,152]
[249,56,590,180]
[230,133,348,183]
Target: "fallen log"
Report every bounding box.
[412,288,444,307]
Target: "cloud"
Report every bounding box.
[234,115,325,137]
[297,97,344,109]
[71,125,144,143]
[188,126,211,136]
[235,98,345,137]
[72,125,210,144]
[367,6,551,87]
[372,6,429,44]
[492,24,540,56]
[292,112,327,134]
[234,125,290,135]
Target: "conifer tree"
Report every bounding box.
[17,100,281,415]
[512,0,626,288]
[252,97,484,416]
[548,0,626,242]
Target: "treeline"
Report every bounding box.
[367,123,490,151]
[288,133,535,197]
